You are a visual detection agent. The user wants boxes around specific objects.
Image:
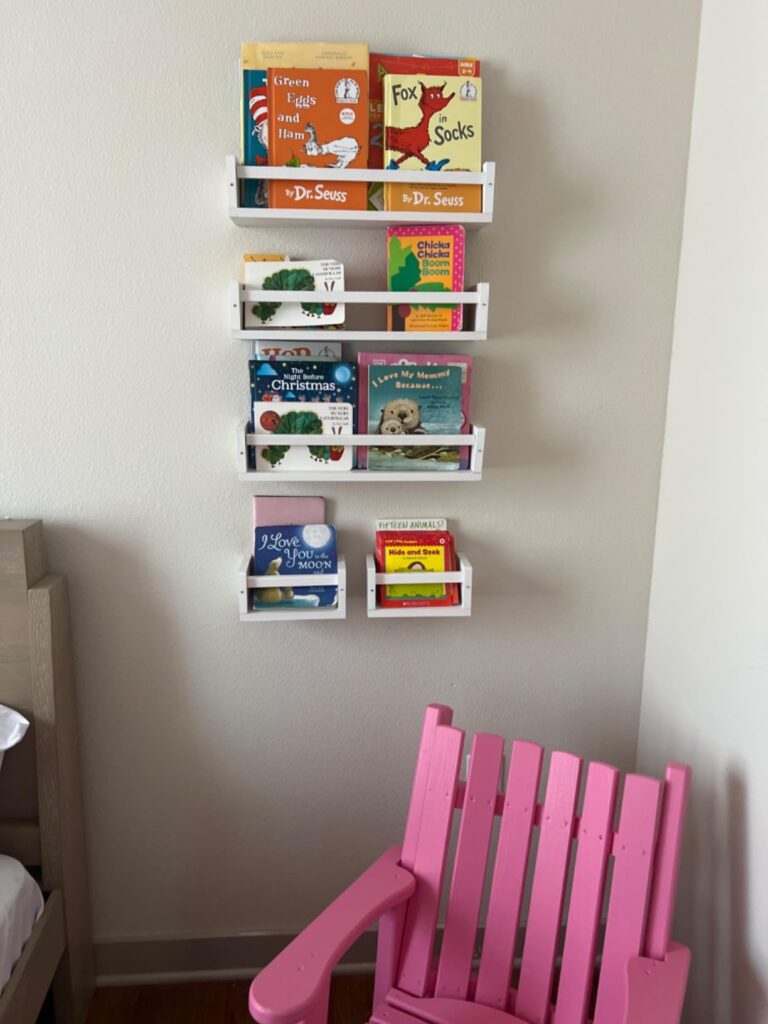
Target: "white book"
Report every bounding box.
[252,401,353,472]
[244,260,345,329]
[255,340,342,361]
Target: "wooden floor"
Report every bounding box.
[86,974,375,1024]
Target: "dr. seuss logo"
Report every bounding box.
[284,183,350,204]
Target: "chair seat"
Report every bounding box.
[370,989,526,1024]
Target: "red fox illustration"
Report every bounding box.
[385,81,455,170]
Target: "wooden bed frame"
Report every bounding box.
[0,521,94,1023]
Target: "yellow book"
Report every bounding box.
[383,74,482,212]
[241,42,368,71]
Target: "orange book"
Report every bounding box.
[267,68,369,211]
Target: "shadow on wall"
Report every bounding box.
[682,766,767,1024]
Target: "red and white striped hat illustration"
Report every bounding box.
[248,88,268,146]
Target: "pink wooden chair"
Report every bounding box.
[249,705,691,1024]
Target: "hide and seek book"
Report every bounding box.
[357,353,472,469]
[267,68,369,211]
[252,524,338,610]
[383,73,482,213]
[250,359,357,472]
[374,529,459,608]
[386,225,465,332]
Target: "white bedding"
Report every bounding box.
[0,855,43,992]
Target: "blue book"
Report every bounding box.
[252,525,338,610]
[249,360,357,412]
[242,68,268,208]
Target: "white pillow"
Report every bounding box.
[0,707,29,774]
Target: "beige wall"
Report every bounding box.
[1,1,701,945]
[637,1,768,1021]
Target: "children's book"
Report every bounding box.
[357,352,472,469]
[267,68,369,211]
[368,55,480,169]
[367,54,480,210]
[253,524,338,610]
[375,529,458,608]
[386,225,465,332]
[250,359,357,472]
[243,260,345,329]
[253,496,326,529]
[246,42,368,70]
[364,362,464,472]
[383,74,482,212]
[375,517,447,531]
[240,49,269,209]
[255,340,342,361]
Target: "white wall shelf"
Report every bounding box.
[226,156,495,228]
[236,421,485,483]
[238,554,347,622]
[366,553,473,618]
[230,281,489,342]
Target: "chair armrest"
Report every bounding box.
[623,942,691,1024]
[249,846,415,1024]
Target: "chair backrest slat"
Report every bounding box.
[644,762,691,960]
[552,762,619,1024]
[401,705,454,871]
[397,724,465,997]
[592,774,662,1024]
[435,732,504,1000]
[515,752,582,1024]
[475,739,543,1010]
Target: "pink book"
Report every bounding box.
[252,496,326,529]
[357,353,472,469]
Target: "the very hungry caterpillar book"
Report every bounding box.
[383,73,482,212]
[243,259,345,329]
[268,68,369,211]
[364,361,465,472]
[253,524,338,609]
[250,359,357,472]
[386,225,465,332]
[375,529,458,608]
[357,353,472,469]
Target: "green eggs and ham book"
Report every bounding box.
[249,359,357,472]
[252,525,337,610]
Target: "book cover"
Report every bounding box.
[240,64,269,208]
[368,54,480,168]
[243,259,345,328]
[365,362,464,472]
[357,352,472,468]
[386,225,465,332]
[375,517,448,531]
[253,496,326,529]
[253,524,338,610]
[267,68,369,211]
[250,359,357,472]
[375,529,458,607]
[255,340,342,361]
[246,42,368,70]
[383,74,482,212]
